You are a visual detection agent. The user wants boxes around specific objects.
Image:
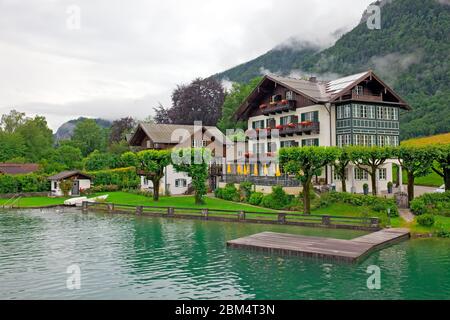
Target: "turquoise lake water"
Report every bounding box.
[0,208,449,300]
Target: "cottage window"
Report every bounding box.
[354,168,368,180]
[286,91,295,100]
[353,85,364,95]
[378,168,387,180]
[301,111,319,122]
[252,120,265,129]
[175,179,187,188]
[302,138,319,147]
[53,181,58,189]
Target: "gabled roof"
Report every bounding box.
[0,163,40,175]
[325,71,369,96]
[128,123,230,147]
[47,171,91,181]
[234,70,410,120]
[266,74,330,102]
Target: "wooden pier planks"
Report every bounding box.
[227,228,410,263]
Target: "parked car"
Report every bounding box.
[434,185,446,193]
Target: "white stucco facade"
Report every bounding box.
[140,165,192,196]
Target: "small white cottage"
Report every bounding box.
[48,171,92,197]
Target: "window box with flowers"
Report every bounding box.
[281,100,289,105]
[275,125,284,130]
[287,123,296,128]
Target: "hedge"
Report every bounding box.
[410,192,450,216]
[0,173,50,194]
[87,167,140,190]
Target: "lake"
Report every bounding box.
[0,208,449,300]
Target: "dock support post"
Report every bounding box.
[167,207,175,217]
[82,201,88,213]
[238,211,246,221]
[370,218,379,228]
[202,209,208,219]
[278,213,286,224]
[107,203,114,213]
[322,215,331,226]
[136,206,143,215]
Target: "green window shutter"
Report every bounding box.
[302,140,306,147]
[314,111,319,122]
[301,113,306,122]
[314,139,319,146]
[252,122,256,129]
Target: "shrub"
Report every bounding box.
[417,214,435,227]
[239,182,254,202]
[410,199,427,215]
[88,184,120,193]
[215,183,240,202]
[248,192,264,206]
[410,192,450,216]
[436,230,450,238]
[261,186,291,210]
[313,192,399,217]
[0,173,49,194]
[88,167,140,190]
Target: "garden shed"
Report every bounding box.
[48,171,91,197]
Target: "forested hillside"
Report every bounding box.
[215,0,450,139]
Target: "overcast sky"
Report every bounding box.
[0,0,374,131]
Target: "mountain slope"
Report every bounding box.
[54,117,112,141]
[215,0,450,139]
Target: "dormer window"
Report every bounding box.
[286,91,295,100]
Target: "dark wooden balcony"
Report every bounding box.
[260,100,297,115]
[351,92,383,102]
[279,122,320,137]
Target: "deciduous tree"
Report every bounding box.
[154,78,225,126]
[279,147,338,214]
[349,146,393,196]
[395,146,435,203]
[333,147,351,193]
[136,150,172,201]
[172,148,211,205]
[432,144,450,191]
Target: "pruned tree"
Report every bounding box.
[333,147,351,192]
[172,148,211,205]
[432,144,450,191]
[136,150,172,201]
[395,145,435,203]
[349,146,393,196]
[279,147,339,214]
[60,179,74,197]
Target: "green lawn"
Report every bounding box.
[0,196,68,207]
[93,192,278,213]
[394,215,450,235]
[393,164,443,187]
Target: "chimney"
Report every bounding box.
[309,76,317,83]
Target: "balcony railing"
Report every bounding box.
[279,122,320,137]
[260,100,297,115]
[351,92,383,102]
[222,175,301,187]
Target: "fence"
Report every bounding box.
[82,201,381,231]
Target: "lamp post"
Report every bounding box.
[387,208,391,228]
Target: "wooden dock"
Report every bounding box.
[227,228,410,263]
